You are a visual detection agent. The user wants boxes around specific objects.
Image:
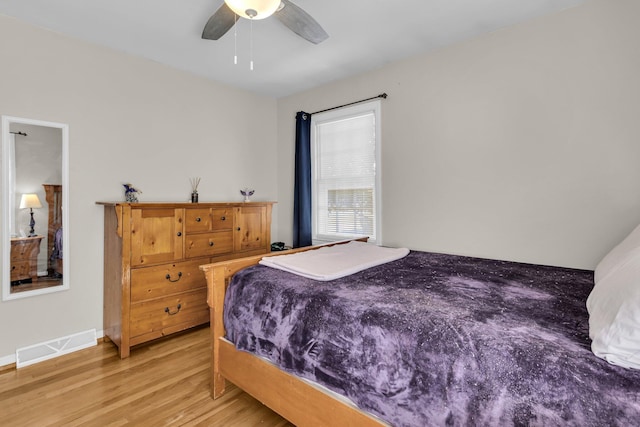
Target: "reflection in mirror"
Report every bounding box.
[2,116,69,300]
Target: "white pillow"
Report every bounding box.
[588,222,640,369]
[587,258,640,369]
[594,223,640,283]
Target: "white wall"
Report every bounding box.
[277,0,640,270]
[0,15,278,360]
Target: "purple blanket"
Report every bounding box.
[224,251,640,426]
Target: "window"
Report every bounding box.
[311,100,381,244]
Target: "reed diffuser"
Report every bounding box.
[190,177,201,203]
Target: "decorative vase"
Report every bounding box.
[123,184,140,203]
[191,191,199,203]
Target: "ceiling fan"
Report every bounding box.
[202,0,329,45]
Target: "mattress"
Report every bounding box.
[224,250,640,426]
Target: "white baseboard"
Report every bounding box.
[0,353,16,367]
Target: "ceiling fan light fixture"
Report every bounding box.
[224,0,281,20]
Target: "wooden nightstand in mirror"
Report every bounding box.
[10,236,43,284]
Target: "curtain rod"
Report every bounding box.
[311,93,388,115]
[10,131,27,136]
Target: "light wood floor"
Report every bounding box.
[10,275,62,294]
[0,326,294,427]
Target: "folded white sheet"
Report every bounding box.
[259,241,410,281]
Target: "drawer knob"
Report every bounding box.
[177,231,182,237]
[209,241,214,247]
[164,304,182,316]
[165,271,183,282]
[236,227,241,231]
[196,217,201,222]
[221,216,226,221]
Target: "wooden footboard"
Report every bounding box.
[200,238,385,426]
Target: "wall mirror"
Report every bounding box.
[2,115,69,301]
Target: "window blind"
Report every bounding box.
[313,110,378,242]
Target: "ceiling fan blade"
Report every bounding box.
[275,0,328,44]
[202,3,237,40]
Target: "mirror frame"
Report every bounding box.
[2,115,69,301]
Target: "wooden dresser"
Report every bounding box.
[10,236,43,283]
[98,201,274,358]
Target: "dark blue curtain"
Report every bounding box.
[293,111,312,248]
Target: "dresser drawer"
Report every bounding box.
[211,208,232,231]
[11,239,39,260]
[11,246,28,261]
[129,289,209,344]
[11,262,31,281]
[185,209,211,233]
[185,231,233,258]
[185,208,233,232]
[130,260,207,303]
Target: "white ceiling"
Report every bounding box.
[0,0,586,98]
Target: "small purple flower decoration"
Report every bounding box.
[240,188,255,202]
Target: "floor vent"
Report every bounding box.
[16,329,97,368]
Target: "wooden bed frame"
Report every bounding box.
[200,238,386,426]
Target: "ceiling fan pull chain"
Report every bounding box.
[250,19,254,71]
[234,13,238,65]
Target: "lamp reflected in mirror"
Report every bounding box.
[19,193,42,237]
